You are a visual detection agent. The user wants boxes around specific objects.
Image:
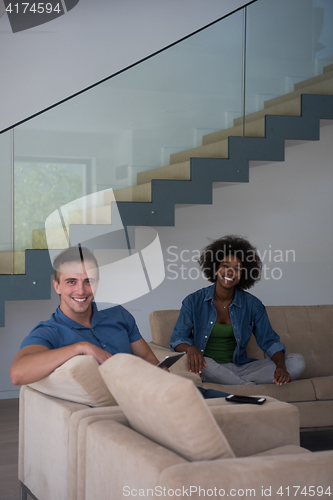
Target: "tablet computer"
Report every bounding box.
[157,352,186,369]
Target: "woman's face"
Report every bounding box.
[216,254,242,289]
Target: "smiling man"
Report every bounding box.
[10,246,159,386]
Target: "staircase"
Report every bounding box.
[0,65,332,326]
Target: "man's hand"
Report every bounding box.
[271,350,291,385]
[75,342,112,365]
[176,344,207,374]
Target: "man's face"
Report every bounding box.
[53,260,99,320]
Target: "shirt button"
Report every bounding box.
[205,336,208,338]
[103,344,106,348]
[210,321,213,324]
[201,349,204,352]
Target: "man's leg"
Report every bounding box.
[200,357,255,385]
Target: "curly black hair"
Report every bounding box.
[198,235,262,290]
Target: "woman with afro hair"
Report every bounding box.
[170,235,305,386]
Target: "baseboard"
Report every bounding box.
[0,389,20,399]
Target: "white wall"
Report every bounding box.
[0,0,250,132]
[2,120,332,399]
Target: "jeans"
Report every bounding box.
[201,353,306,385]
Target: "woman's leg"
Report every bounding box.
[201,357,255,385]
[201,354,305,385]
[234,353,306,385]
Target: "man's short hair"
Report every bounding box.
[53,246,99,283]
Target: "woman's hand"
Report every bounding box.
[273,366,291,385]
[175,344,207,374]
[271,350,291,384]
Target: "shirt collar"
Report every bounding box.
[204,283,243,307]
[55,302,108,329]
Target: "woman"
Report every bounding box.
[170,235,305,386]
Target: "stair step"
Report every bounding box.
[0,252,25,275]
[260,76,333,112]
[137,161,191,184]
[68,205,111,225]
[113,182,152,202]
[170,138,229,165]
[323,63,333,74]
[233,95,302,127]
[33,228,69,250]
[294,67,333,91]
[202,118,267,145]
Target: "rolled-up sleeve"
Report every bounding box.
[253,302,285,358]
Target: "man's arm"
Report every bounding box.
[10,342,112,386]
[130,338,159,366]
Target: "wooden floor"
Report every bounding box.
[1,398,333,500]
[0,399,22,500]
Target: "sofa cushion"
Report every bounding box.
[99,353,235,462]
[311,375,333,400]
[202,378,316,403]
[29,355,117,407]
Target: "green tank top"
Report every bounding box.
[204,323,237,364]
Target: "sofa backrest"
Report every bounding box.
[149,309,180,348]
[266,305,333,379]
[99,353,235,462]
[149,305,333,379]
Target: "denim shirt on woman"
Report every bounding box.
[170,284,285,366]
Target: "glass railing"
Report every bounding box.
[1,0,332,273]
[244,0,333,135]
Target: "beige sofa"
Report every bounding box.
[83,354,333,500]
[19,354,295,500]
[18,349,331,500]
[148,305,333,429]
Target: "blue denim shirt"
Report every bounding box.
[170,284,285,365]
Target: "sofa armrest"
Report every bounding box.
[85,419,187,500]
[148,342,189,372]
[206,397,300,457]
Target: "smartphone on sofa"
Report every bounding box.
[225,394,266,405]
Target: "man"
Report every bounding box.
[10,246,228,400]
[10,246,159,386]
